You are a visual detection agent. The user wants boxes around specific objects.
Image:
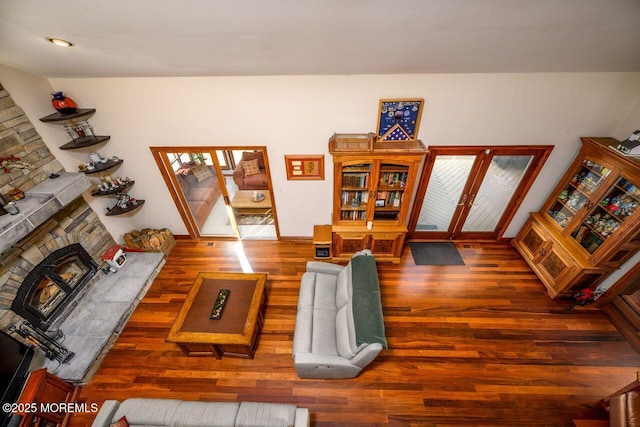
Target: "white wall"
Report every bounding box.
[2,68,640,240]
[597,90,640,293]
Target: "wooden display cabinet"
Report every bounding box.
[513,137,640,299]
[332,227,406,262]
[330,139,427,263]
[14,368,81,427]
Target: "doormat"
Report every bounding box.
[408,242,465,265]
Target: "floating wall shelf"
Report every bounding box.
[106,200,145,216]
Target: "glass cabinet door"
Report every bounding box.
[339,162,372,222]
[374,163,409,222]
[547,159,611,229]
[571,176,640,254]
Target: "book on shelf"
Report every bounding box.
[343,171,370,188]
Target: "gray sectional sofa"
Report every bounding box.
[292,250,387,378]
[91,398,309,427]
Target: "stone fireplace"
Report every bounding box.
[0,83,115,337]
[0,82,165,383]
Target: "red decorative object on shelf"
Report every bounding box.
[51,91,78,114]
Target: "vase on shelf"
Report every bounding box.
[51,91,78,114]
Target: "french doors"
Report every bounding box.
[408,146,552,240]
[151,146,279,240]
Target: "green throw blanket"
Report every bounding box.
[351,255,387,349]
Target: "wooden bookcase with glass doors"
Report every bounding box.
[513,137,640,299]
[330,139,427,263]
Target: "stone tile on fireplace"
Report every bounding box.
[55,301,130,337]
[0,172,91,255]
[0,216,34,248]
[42,335,107,382]
[36,251,166,383]
[86,258,162,304]
[26,172,91,206]
[19,194,60,226]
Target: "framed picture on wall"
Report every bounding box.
[376,98,424,142]
[284,155,324,180]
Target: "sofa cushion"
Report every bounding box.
[242,158,261,176]
[297,273,316,308]
[192,164,214,182]
[313,273,338,311]
[242,172,267,189]
[335,263,351,309]
[172,401,240,427]
[176,174,194,194]
[293,273,315,355]
[311,308,338,355]
[235,402,296,427]
[113,398,182,427]
[188,186,216,202]
[335,303,362,359]
[241,151,265,169]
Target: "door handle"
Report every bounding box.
[457,194,468,206]
[539,247,547,256]
[467,194,477,207]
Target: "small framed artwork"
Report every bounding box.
[375,199,386,207]
[376,98,424,142]
[285,155,324,180]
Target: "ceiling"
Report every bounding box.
[1,0,640,78]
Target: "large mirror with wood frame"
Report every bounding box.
[151,146,279,240]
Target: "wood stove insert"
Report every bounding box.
[11,243,98,331]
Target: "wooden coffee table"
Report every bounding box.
[231,190,273,223]
[166,272,267,359]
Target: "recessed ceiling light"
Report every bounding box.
[46,37,74,47]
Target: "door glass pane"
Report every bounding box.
[416,155,475,231]
[339,163,372,222]
[172,151,235,237]
[216,150,230,170]
[374,163,408,222]
[462,155,533,232]
[547,159,611,229]
[571,176,640,254]
[228,149,277,239]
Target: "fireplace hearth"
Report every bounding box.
[11,243,98,331]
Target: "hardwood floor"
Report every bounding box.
[70,240,639,426]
